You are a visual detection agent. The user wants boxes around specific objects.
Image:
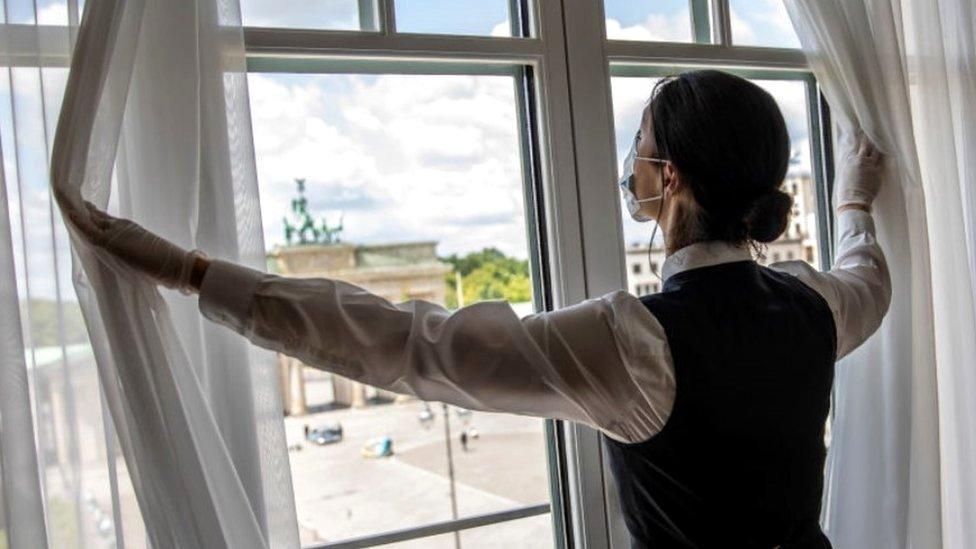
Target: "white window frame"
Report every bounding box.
[559,2,832,547]
[244,1,586,547]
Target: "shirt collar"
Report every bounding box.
[661,240,754,283]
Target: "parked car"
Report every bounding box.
[362,435,393,458]
[306,423,343,446]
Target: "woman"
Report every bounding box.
[74,70,888,548]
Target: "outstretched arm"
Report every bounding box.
[70,202,675,443]
[197,261,674,442]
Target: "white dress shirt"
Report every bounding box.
[198,209,890,444]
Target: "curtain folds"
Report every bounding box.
[51,0,299,546]
[0,0,298,546]
[785,1,976,548]
[0,116,49,549]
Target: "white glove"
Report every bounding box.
[70,201,204,293]
[833,132,885,211]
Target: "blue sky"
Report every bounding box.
[603,0,799,47]
[242,0,512,36]
[242,0,798,47]
[605,0,689,24]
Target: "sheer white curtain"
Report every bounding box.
[785,1,976,548]
[0,0,299,546]
[0,103,48,547]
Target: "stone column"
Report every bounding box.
[278,354,307,416]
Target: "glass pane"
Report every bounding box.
[241,0,366,30]
[395,0,514,37]
[247,72,554,547]
[603,0,694,43]
[729,0,801,49]
[610,75,821,296]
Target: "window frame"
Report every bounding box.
[244,1,582,547]
[558,2,833,547]
[2,1,833,548]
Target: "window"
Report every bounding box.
[5,1,823,547]
[242,2,565,546]
[247,71,555,546]
[570,6,832,541]
[612,75,825,293]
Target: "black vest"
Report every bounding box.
[605,261,837,548]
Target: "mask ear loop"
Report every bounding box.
[648,186,666,286]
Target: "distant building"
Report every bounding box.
[269,241,452,304]
[625,171,821,296]
[270,240,453,414]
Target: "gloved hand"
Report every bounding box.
[833,131,885,211]
[69,201,204,293]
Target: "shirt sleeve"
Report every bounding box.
[771,209,892,360]
[198,261,675,443]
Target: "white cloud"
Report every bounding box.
[37,2,68,25]
[241,0,358,29]
[729,8,758,45]
[247,73,530,259]
[490,20,510,37]
[730,0,800,49]
[605,10,692,43]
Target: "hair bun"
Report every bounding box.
[743,189,792,243]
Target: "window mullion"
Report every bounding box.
[357,0,379,32]
[558,0,630,545]
[710,0,733,46]
[690,0,712,44]
[378,0,396,34]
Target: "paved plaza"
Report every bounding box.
[41,355,557,548]
[286,376,556,547]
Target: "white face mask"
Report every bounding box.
[618,131,668,222]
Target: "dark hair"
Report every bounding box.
[649,70,792,244]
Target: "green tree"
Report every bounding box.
[442,247,531,308]
[19,299,89,348]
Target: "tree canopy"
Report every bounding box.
[441,247,532,308]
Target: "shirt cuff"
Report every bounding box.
[835,207,875,238]
[198,259,265,331]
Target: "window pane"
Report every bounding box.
[610,75,821,296]
[247,72,553,546]
[729,0,801,49]
[603,0,694,43]
[395,0,515,36]
[241,0,366,30]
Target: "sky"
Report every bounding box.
[4,0,806,301]
[245,0,808,256]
